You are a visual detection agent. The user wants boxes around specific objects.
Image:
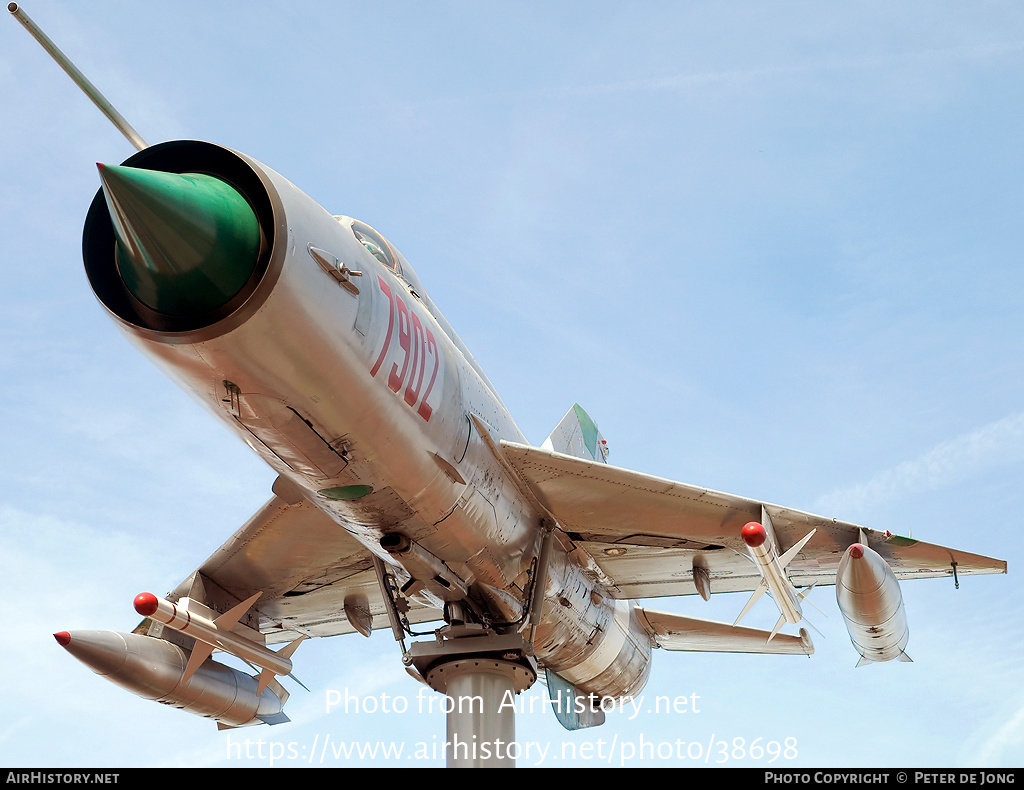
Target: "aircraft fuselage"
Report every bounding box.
[84,140,651,702]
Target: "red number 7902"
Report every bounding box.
[369,276,439,421]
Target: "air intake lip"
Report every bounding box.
[83,140,279,335]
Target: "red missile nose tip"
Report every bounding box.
[741,522,767,547]
[849,543,865,559]
[134,592,159,617]
[54,631,71,647]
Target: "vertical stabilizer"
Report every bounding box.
[541,403,609,463]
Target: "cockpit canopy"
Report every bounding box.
[351,220,395,270]
[336,215,501,401]
[341,217,426,297]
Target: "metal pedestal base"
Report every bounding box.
[406,630,537,768]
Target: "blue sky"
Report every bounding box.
[1,0,1022,768]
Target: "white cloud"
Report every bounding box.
[966,699,1024,766]
[815,411,1024,516]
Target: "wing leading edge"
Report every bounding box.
[142,478,441,644]
[499,441,1006,600]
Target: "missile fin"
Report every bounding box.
[734,579,767,626]
[182,641,214,684]
[288,673,312,693]
[255,637,306,695]
[182,591,262,685]
[778,529,816,570]
[277,635,306,660]
[798,584,829,620]
[256,668,274,696]
[213,591,263,631]
[253,639,305,696]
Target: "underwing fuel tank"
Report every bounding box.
[835,543,912,666]
[53,630,290,727]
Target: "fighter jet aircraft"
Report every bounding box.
[51,142,1004,734]
[11,2,1007,757]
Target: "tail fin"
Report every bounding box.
[544,668,606,730]
[542,403,609,463]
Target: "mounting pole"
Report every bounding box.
[9,3,149,151]
[408,630,537,768]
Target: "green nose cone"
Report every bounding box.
[97,164,261,317]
